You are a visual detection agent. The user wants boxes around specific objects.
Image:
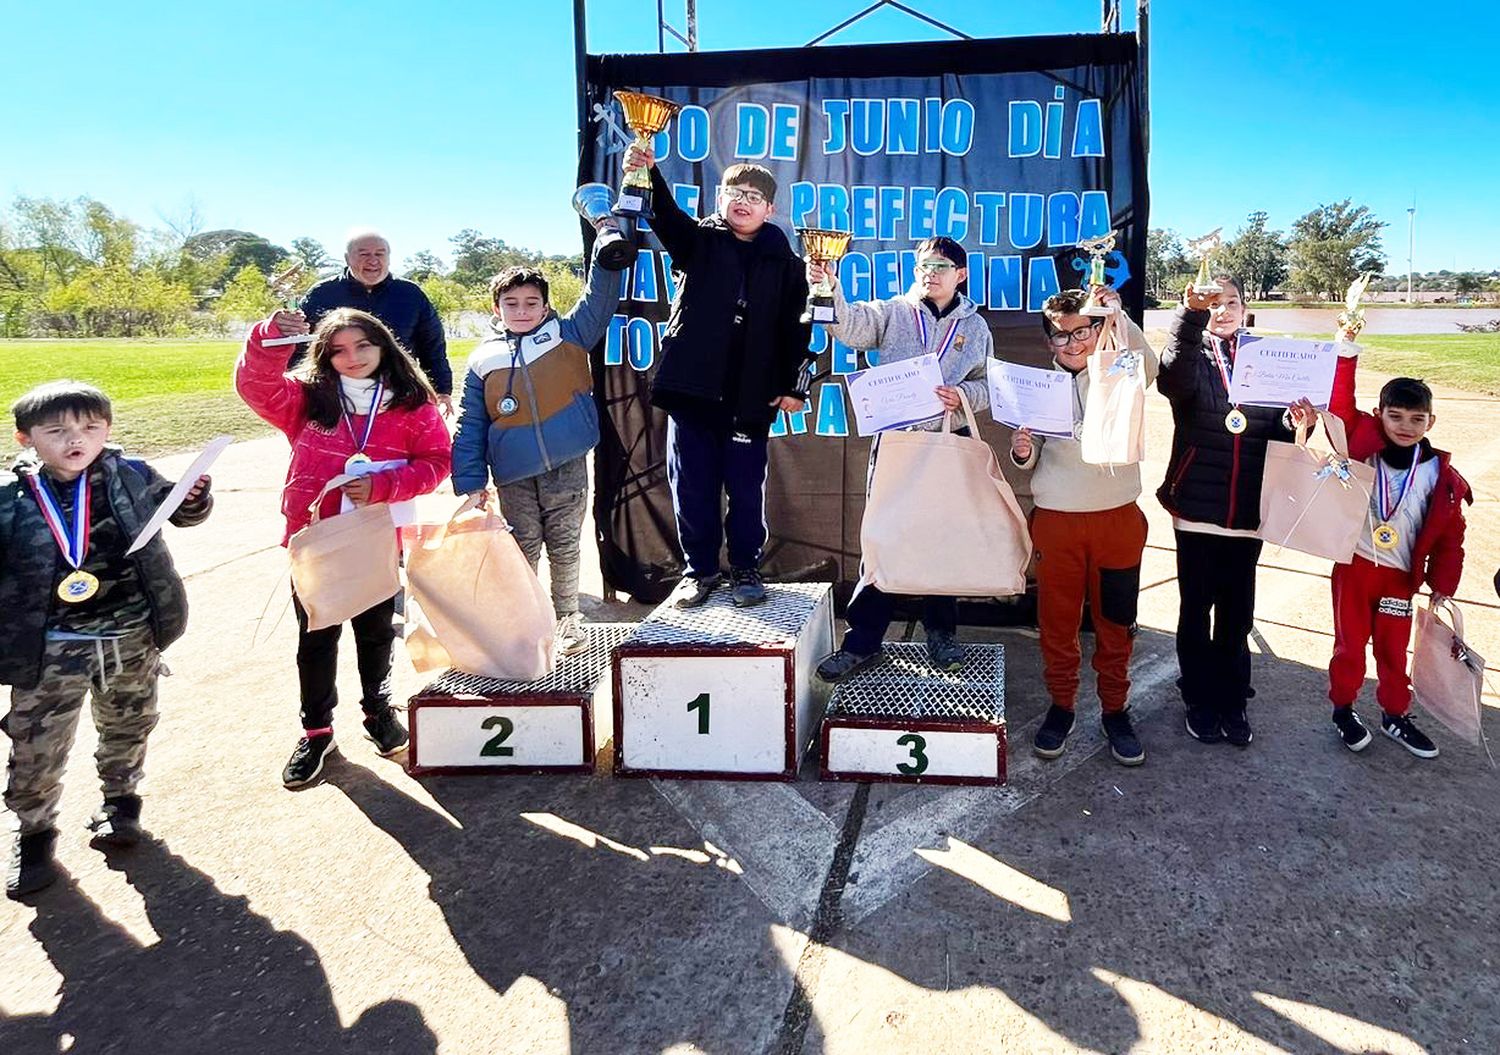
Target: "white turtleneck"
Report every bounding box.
[339,374,395,413]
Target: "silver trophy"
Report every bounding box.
[573,183,638,272]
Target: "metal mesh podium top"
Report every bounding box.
[826,642,1005,723]
[624,582,833,648]
[417,624,634,697]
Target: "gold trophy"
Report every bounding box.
[1337,271,1374,340]
[797,228,853,324]
[613,90,682,219]
[1078,230,1118,317]
[1187,227,1224,294]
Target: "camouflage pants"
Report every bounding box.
[499,456,588,618]
[3,627,160,835]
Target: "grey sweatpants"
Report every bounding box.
[499,456,588,618]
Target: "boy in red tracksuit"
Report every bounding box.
[1325,347,1470,757]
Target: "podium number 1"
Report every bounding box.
[687,693,711,735]
[896,733,928,775]
[480,715,515,757]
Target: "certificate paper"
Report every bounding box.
[986,359,1076,439]
[846,353,947,436]
[126,435,234,554]
[1229,335,1338,408]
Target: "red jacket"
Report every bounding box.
[236,319,453,544]
[1328,355,1469,596]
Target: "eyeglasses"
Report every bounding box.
[721,186,767,206]
[1047,319,1104,348]
[916,259,956,275]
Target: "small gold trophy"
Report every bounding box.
[1078,230,1118,317]
[262,262,316,348]
[797,228,853,324]
[1337,271,1374,340]
[613,90,682,219]
[1187,227,1224,294]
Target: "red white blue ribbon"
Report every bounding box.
[1207,337,1233,396]
[912,307,962,361]
[27,472,89,571]
[340,380,384,456]
[1375,449,1423,522]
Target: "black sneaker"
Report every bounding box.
[674,573,723,609]
[730,567,768,608]
[815,648,881,684]
[363,708,409,757]
[1102,709,1146,766]
[1032,704,1075,759]
[282,734,337,788]
[1382,713,1439,759]
[1221,704,1253,747]
[6,828,58,899]
[1184,706,1223,743]
[87,794,143,848]
[925,630,965,672]
[1331,706,1373,753]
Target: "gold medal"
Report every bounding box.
[1225,408,1248,434]
[1372,522,1400,550]
[58,570,100,604]
[345,452,373,472]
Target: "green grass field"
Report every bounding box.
[2,330,1494,458]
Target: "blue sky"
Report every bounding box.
[2,1,1492,273]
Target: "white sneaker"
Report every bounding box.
[556,612,588,657]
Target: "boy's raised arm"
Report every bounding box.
[646,166,701,268]
[564,248,625,353]
[1155,304,1209,402]
[820,279,891,352]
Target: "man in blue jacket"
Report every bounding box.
[296,231,454,415]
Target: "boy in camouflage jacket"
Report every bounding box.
[3,382,212,899]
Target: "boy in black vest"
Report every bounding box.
[625,144,812,608]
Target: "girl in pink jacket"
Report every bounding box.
[236,307,451,789]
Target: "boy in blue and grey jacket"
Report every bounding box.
[451,249,619,654]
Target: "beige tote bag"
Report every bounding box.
[1411,597,1492,758]
[288,475,401,632]
[402,500,556,681]
[1080,312,1147,468]
[859,390,1031,597]
[1258,411,1376,562]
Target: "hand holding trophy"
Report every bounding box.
[1336,271,1374,342]
[613,90,681,219]
[796,228,853,324]
[1185,227,1224,304]
[264,262,316,348]
[1078,231,1119,317]
[572,183,639,272]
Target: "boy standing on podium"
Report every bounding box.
[624,143,812,609]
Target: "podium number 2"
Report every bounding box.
[687,693,711,735]
[480,715,515,757]
[896,733,928,775]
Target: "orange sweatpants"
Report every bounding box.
[1031,503,1149,714]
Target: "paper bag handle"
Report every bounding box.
[306,474,357,524]
[1293,410,1353,459]
[1427,594,1464,640]
[941,387,980,437]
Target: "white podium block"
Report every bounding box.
[406,624,632,776]
[820,642,1007,786]
[612,582,834,780]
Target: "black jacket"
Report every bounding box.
[646,167,812,428]
[0,449,212,688]
[1155,308,1294,530]
[302,271,452,395]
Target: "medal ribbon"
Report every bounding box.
[1375,449,1422,522]
[340,380,384,455]
[1207,336,1234,397]
[27,473,89,571]
[911,307,962,361]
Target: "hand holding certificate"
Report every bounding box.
[1230,336,1338,408]
[987,359,1076,439]
[846,353,946,436]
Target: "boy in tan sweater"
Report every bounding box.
[1010,287,1157,765]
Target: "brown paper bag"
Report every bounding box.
[1411,597,1491,756]
[859,390,1031,597]
[401,502,555,681]
[1258,411,1376,562]
[1080,312,1147,468]
[288,475,400,632]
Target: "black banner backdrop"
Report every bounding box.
[579,34,1147,604]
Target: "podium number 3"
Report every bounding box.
[480,715,515,757]
[687,693,711,735]
[896,733,928,775]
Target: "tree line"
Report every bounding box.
[1145,199,1500,305]
[0,196,585,338]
